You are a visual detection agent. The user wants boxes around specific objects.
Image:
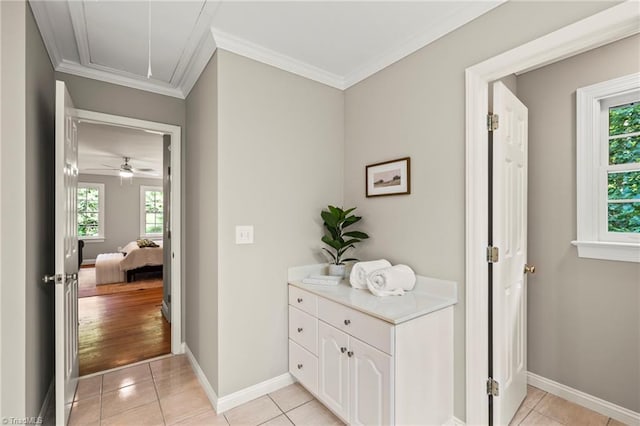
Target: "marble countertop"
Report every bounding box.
[288,264,458,325]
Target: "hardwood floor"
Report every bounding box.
[78,286,170,375]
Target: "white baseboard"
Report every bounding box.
[38,379,54,422]
[184,345,219,410]
[527,372,639,426]
[184,344,294,414]
[216,372,295,413]
[444,416,465,425]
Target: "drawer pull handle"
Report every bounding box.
[344,319,351,325]
[297,364,303,369]
[297,327,303,333]
[340,347,347,354]
[297,298,303,303]
[347,351,354,358]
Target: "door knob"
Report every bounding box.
[297,327,303,333]
[347,351,354,358]
[340,347,347,353]
[524,264,536,274]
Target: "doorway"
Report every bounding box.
[464,3,639,425]
[74,108,183,374]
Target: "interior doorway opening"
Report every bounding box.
[74,109,183,376]
[465,3,639,425]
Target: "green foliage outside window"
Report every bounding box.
[145,190,163,234]
[78,187,100,237]
[608,102,640,233]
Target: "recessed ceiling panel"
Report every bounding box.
[83,1,205,83]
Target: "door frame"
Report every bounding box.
[74,108,183,354]
[464,3,639,424]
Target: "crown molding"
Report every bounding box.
[343,1,505,88]
[179,28,218,97]
[56,60,185,99]
[28,0,63,67]
[67,1,91,65]
[211,28,346,90]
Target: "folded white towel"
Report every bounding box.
[349,259,391,289]
[366,264,416,296]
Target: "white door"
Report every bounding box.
[349,338,392,426]
[318,322,349,420]
[492,81,528,425]
[54,80,79,425]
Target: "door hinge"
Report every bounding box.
[167,230,171,239]
[487,246,499,263]
[167,166,171,176]
[487,113,499,131]
[487,378,500,396]
[168,294,171,304]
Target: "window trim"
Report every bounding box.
[140,185,163,239]
[77,182,105,240]
[573,72,640,262]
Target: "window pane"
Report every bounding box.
[608,171,640,200]
[608,202,640,233]
[85,226,99,237]
[609,135,640,165]
[86,188,99,202]
[146,224,162,234]
[78,225,87,236]
[609,102,640,136]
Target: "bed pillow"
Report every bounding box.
[137,239,159,248]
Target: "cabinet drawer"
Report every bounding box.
[318,297,394,355]
[289,286,318,316]
[289,340,318,395]
[289,306,318,355]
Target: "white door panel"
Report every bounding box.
[492,81,528,425]
[55,80,79,425]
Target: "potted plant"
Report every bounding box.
[321,205,369,277]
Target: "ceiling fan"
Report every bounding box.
[84,157,160,178]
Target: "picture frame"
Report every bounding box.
[366,157,411,197]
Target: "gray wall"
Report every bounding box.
[216,50,344,396]
[342,1,619,420]
[0,1,55,418]
[517,34,640,412]
[185,52,220,393]
[78,174,163,260]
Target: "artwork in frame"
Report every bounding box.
[366,157,411,197]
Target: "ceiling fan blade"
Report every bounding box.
[83,167,118,171]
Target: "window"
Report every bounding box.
[140,186,163,238]
[77,182,105,240]
[575,72,640,262]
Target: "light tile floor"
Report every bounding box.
[65,354,344,426]
[509,385,628,426]
[59,355,629,426]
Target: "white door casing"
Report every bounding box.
[492,82,528,425]
[55,80,79,425]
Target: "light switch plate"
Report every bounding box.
[235,225,254,244]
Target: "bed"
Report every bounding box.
[94,240,163,285]
[119,240,163,282]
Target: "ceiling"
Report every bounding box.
[30,1,502,98]
[78,122,163,179]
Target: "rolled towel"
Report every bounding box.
[349,259,391,289]
[366,264,416,296]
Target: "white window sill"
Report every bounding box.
[81,238,105,243]
[571,240,640,263]
[139,235,162,240]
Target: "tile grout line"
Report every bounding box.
[147,362,169,426]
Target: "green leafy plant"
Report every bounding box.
[321,205,369,265]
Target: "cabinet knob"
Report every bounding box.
[340,347,347,353]
[344,319,351,325]
[297,364,303,369]
[297,298,303,303]
[297,327,303,333]
[347,351,354,358]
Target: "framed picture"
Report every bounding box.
[366,157,411,197]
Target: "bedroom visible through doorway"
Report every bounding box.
[76,120,171,375]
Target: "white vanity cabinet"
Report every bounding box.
[287,274,457,426]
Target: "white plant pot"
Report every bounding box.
[328,264,346,277]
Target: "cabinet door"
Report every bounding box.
[349,337,393,426]
[318,321,349,421]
